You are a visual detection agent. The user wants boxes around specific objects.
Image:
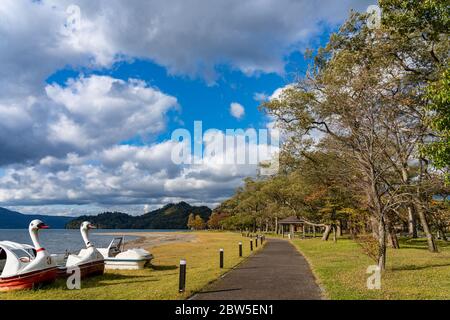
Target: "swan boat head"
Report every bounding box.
[65,221,104,269]
[0,220,56,279]
[80,221,96,248]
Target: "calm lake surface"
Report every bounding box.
[0,229,178,254]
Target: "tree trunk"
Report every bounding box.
[333,225,337,243]
[407,205,418,238]
[387,221,400,249]
[400,167,418,239]
[275,217,278,234]
[415,202,438,252]
[438,228,448,241]
[371,216,379,239]
[378,216,387,270]
[322,225,332,241]
[313,225,316,238]
[337,223,342,237]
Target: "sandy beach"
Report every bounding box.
[96,231,198,250]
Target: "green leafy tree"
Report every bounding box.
[262,11,442,267]
[424,69,450,183]
[218,0,449,270]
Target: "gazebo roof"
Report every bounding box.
[278,216,303,224]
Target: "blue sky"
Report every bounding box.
[46,51,317,144]
[0,0,373,216]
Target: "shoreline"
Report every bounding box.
[96,231,198,250]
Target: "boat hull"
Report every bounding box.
[0,267,58,292]
[104,258,152,270]
[57,260,105,279]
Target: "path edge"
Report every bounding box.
[288,239,328,300]
[187,240,268,300]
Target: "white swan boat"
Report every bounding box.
[56,221,105,278]
[0,220,58,291]
[97,237,153,270]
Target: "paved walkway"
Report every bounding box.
[191,238,322,300]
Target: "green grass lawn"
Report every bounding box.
[1,231,262,300]
[292,237,450,300]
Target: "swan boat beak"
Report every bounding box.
[37,222,49,229]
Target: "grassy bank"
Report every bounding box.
[1,232,261,300]
[292,237,450,299]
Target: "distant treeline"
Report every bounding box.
[65,202,212,229]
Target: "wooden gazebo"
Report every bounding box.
[278,216,304,238]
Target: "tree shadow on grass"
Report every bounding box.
[150,264,178,271]
[81,273,159,288]
[98,273,152,281]
[196,288,242,295]
[87,278,159,288]
[41,265,179,290]
[398,238,450,250]
[391,262,450,271]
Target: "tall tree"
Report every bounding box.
[218,0,449,268]
[378,0,449,250]
[263,12,420,268]
[187,213,195,230]
[423,69,450,183]
[193,215,206,230]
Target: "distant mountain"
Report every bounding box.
[65,202,212,229]
[0,207,74,229]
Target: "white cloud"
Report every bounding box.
[0,75,177,166]
[66,0,372,81]
[269,84,295,101]
[0,0,372,212]
[230,102,245,119]
[0,129,279,212]
[45,75,177,151]
[0,0,374,91]
[0,0,371,166]
[253,92,269,102]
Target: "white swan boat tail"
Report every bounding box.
[57,221,105,278]
[97,237,153,270]
[0,220,58,291]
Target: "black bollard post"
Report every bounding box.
[239,242,242,257]
[250,240,253,251]
[179,259,186,293]
[255,237,258,248]
[220,248,224,268]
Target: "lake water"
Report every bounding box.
[0,229,177,254]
